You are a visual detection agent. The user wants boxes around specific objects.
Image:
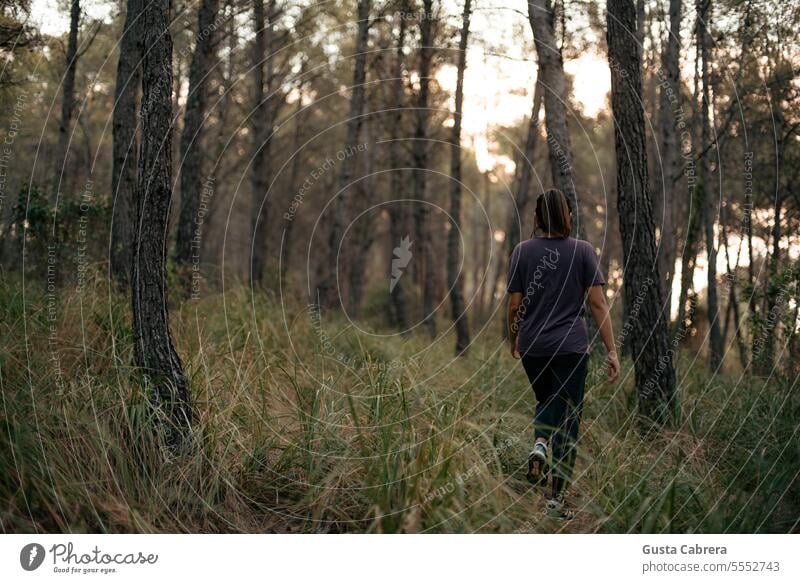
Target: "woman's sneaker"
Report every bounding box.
[526,442,549,486]
[545,498,574,521]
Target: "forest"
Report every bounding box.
[0,0,798,533]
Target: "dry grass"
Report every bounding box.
[1,274,797,533]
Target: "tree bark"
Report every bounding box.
[110,0,143,287]
[607,0,676,426]
[348,110,377,317]
[413,0,437,338]
[446,0,472,355]
[656,0,681,302]
[132,0,191,443]
[499,68,544,340]
[698,0,724,370]
[174,0,221,292]
[280,90,304,287]
[318,0,370,309]
[50,0,81,202]
[674,23,705,338]
[507,67,544,255]
[526,0,582,236]
[636,0,645,57]
[387,2,409,331]
[674,185,702,331]
[249,0,277,287]
[721,205,748,367]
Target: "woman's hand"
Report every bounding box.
[510,342,520,359]
[605,351,620,383]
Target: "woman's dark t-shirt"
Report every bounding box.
[507,236,605,356]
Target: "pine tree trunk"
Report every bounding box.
[174,0,220,292]
[674,27,706,338]
[674,190,701,334]
[721,209,748,367]
[607,0,676,426]
[281,93,304,287]
[348,113,377,317]
[698,0,724,370]
[110,0,143,287]
[500,68,544,340]
[413,0,437,337]
[636,0,645,58]
[132,0,191,443]
[387,3,409,331]
[318,0,370,309]
[250,0,276,287]
[656,0,681,301]
[507,67,543,254]
[757,194,783,373]
[526,0,582,236]
[446,0,472,355]
[51,0,81,202]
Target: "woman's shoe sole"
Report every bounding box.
[546,506,575,521]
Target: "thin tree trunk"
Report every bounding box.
[500,68,544,340]
[211,0,234,176]
[471,189,482,320]
[675,18,704,337]
[412,0,437,337]
[200,0,234,268]
[78,113,93,178]
[789,270,800,375]
[174,0,220,293]
[675,189,701,334]
[712,2,751,364]
[51,0,81,202]
[478,177,494,320]
[757,191,783,373]
[110,0,143,287]
[507,67,544,254]
[318,0,370,309]
[656,0,681,302]
[746,175,755,347]
[387,2,409,331]
[526,0,582,237]
[607,0,676,427]
[756,64,791,372]
[636,0,645,57]
[721,209,748,367]
[280,92,304,287]
[698,0,724,370]
[445,0,472,355]
[348,111,377,317]
[473,171,490,324]
[250,0,276,287]
[132,0,191,443]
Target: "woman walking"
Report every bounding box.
[507,189,619,520]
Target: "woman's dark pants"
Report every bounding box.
[521,353,588,499]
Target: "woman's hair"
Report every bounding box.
[533,188,572,238]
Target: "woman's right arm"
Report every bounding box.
[507,292,523,359]
[587,285,620,383]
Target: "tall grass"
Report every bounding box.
[1,275,797,533]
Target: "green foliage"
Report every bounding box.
[10,183,112,284]
[13,184,50,245]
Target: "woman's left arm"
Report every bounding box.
[587,285,619,383]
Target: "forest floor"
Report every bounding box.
[1,274,798,533]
